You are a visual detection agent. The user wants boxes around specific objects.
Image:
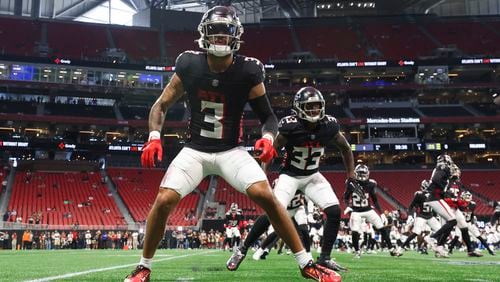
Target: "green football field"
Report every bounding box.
[0,248,499,281]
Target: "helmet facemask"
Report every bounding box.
[354,164,370,181]
[461,191,472,202]
[450,164,461,179]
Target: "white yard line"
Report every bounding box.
[25,251,217,282]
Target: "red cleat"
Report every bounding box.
[301,260,342,282]
[124,265,151,282]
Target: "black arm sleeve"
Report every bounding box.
[408,194,418,214]
[371,191,382,213]
[248,95,278,136]
[343,189,352,207]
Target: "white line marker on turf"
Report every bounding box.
[24,251,217,282]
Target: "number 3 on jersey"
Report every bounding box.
[200,100,224,139]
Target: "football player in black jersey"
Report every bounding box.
[422,154,458,258]
[401,180,441,252]
[274,86,354,273]
[228,86,353,278]
[459,192,495,255]
[344,164,402,257]
[126,7,337,282]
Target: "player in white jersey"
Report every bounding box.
[459,192,495,255]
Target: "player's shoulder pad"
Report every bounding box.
[323,115,340,134]
[368,179,377,186]
[278,115,300,132]
[240,55,265,78]
[470,201,476,206]
[324,115,338,124]
[175,50,203,65]
[241,55,264,70]
[175,50,203,76]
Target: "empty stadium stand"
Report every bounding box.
[240,26,295,61]
[295,25,365,60]
[363,23,437,59]
[0,17,40,57]
[0,15,499,64]
[46,21,108,59]
[110,27,161,62]
[108,168,208,225]
[423,20,498,56]
[8,171,126,227]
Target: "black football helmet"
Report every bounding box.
[354,164,370,181]
[292,87,325,122]
[420,179,430,191]
[436,154,453,166]
[197,6,243,57]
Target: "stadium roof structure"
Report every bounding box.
[0,0,445,23]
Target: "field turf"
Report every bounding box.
[0,248,499,281]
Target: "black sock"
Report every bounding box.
[490,211,500,225]
[448,236,459,252]
[319,205,341,261]
[297,224,311,253]
[352,231,360,252]
[460,228,473,252]
[478,236,493,253]
[377,228,393,249]
[241,215,270,254]
[402,233,418,249]
[432,220,457,246]
[261,232,279,250]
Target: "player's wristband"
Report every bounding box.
[148,130,161,141]
[262,133,274,145]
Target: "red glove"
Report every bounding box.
[141,134,163,168]
[254,137,277,163]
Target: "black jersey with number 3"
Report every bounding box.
[175,51,265,152]
[278,114,340,176]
